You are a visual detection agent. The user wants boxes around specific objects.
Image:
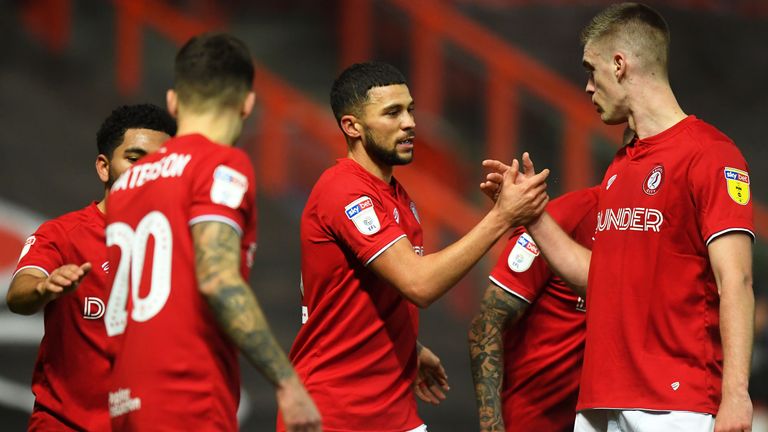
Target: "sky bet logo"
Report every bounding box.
[517,235,539,255]
[346,198,374,218]
[725,169,749,183]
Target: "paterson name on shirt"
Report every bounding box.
[112,153,192,192]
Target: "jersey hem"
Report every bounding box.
[364,234,407,266]
[705,227,755,246]
[576,403,716,416]
[189,215,243,236]
[487,276,532,303]
[13,265,51,279]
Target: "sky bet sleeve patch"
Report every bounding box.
[345,196,381,235]
[507,232,540,273]
[210,165,248,209]
[724,167,750,205]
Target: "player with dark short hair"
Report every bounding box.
[7,103,175,431]
[283,61,550,431]
[104,32,320,431]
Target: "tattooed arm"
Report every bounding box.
[192,221,320,431]
[469,284,529,432]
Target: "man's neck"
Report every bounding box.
[347,146,393,184]
[175,110,243,146]
[627,80,687,139]
[97,195,106,214]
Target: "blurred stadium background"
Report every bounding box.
[1,0,767,430]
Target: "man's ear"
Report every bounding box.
[95,154,110,183]
[613,52,627,81]
[340,115,362,139]
[241,91,256,119]
[166,89,179,118]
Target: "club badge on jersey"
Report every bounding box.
[724,167,750,205]
[643,165,664,196]
[345,196,380,235]
[507,233,540,273]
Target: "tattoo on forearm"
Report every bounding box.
[468,286,528,431]
[193,222,294,385]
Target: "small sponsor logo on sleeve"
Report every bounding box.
[507,233,539,273]
[724,167,750,205]
[211,165,248,209]
[606,174,618,190]
[17,236,36,262]
[345,196,381,235]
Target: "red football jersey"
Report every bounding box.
[284,158,423,432]
[14,202,110,431]
[105,134,257,431]
[579,116,754,414]
[488,187,598,432]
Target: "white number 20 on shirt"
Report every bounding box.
[104,211,172,337]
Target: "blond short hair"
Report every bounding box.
[581,3,670,74]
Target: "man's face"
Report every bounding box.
[358,84,416,166]
[582,41,628,125]
[107,128,169,185]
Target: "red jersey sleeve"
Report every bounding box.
[688,139,754,245]
[319,178,407,266]
[188,148,256,237]
[488,187,599,302]
[14,221,66,277]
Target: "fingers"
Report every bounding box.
[415,379,445,405]
[501,160,519,184]
[80,262,93,274]
[39,263,91,296]
[482,159,512,174]
[522,152,536,177]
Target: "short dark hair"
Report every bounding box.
[174,32,254,110]
[581,3,670,72]
[330,61,407,124]
[96,103,176,158]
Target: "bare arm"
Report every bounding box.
[709,233,754,432]
[192,221,320,430]
[525,213,591,297]
[369,166,550,308]
[468,284,529,431]
[6,264,91,315]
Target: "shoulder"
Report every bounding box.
[41,204,99,235]
[312,161,379,198]
[682,118,739,154]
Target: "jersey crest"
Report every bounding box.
[507,233,539,273]
[724,167,750,205]
[642,165,664,196]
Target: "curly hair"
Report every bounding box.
[96,103,176,158]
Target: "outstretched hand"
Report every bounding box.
[36,262,92,300]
